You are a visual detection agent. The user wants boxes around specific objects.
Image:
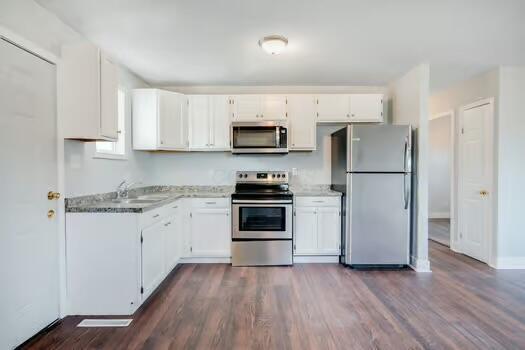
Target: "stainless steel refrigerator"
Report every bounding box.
[331,125,412,267]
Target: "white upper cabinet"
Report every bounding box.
[231,95,287,121]
[60,43,119,141]
[316,94,384,123]
[260,95,287,120]
[288,95,316,150]
[188,95,231,151]
[316,94,350,122]
[132,89,189,151]
[349,94,384,122]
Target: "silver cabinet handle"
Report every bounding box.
[172,205,178,209]
[164,221,171,226]
[205,201,216,205]
[152,214,160,218]
[312,200,325,203]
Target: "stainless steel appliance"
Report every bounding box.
[231,171,293,266]
[231,121,288,154]
[331,125,412,267]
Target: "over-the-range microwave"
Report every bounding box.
[231,121,288,154]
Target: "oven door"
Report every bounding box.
[232,200,293,239]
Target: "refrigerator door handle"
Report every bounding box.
[403,137,408,173]
[403,173,410,210]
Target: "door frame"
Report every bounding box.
[457,97,494,264]
[0,27,67,318]
[429,110,455,249]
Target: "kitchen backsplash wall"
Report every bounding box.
[149,125,342,186]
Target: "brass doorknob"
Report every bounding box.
[48,191,61,200]
[47,209,56,219]
[479,190,489,196]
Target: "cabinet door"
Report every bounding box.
[163,214,180,273]
[141,221,165,300]
[158,90,180,149]
[188,95,210,149]
[99,53,119,140]
[316,94,350,122]
[288,95,316,150]
[349,94,383,122]
[260,95,287,120]
[190,208,231,257]
[231,95,261,121]
[317,207,341,255]
[175,94,189,149]
[209,95,231,150]
[294,207,318,255]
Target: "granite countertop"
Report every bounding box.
[290,185,342,197]
[66,185,234,213]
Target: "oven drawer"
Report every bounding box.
[232,240,293,266]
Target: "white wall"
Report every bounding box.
[64,66,153,197]
[151,125,341,186]
[389,64,430,272]
[495,66,525,267]
[428,115,451,218]
[430,68,499,252]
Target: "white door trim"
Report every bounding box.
[457,97,494,265]
[430,110,455,249]
[0,27,68,317]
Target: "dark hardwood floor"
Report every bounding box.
[429,219,450,246]
[23,242,525,350]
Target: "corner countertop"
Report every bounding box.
[65,186,233,214]
[291,185,342,197]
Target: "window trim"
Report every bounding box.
[94,87,127,160]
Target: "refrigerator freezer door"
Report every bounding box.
[349,125,411,173]
[347,173,410,265]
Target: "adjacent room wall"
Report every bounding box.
[428,115,451,218]
[389,63,431,272]
[495,66,525,268]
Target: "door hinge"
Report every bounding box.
[190,246,193,252]
[316,112,319,117]
[316,99,319,104]
[461,127,465,134]
[293,244,296,251]
[140,235,143,244]
[285,112,288,117]
[140,286,144,294]
[293,210,296,216]
[286,99,288,104]
[190,212,192,218]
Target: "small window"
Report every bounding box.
[95,88,126,159]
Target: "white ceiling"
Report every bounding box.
[37,0,525,91]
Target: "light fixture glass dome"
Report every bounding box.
[259,35,288,55]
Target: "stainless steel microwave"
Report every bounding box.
[231,121,288,154]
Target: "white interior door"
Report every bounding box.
[459,101,493,263]
[0,39,59,349]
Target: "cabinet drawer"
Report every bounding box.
[191,198,230,208]
[295,196,341,207]
[139,206,169,229]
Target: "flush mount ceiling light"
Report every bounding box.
[258,35,288,55]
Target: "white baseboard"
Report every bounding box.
[179,257,231,264]
[293,255,340,263]
[491,257,525,270]
[429,212,450,219]
[409,256,431,272]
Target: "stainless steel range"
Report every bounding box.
[231,171,293,266]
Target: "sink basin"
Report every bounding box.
[111,198,159,204]
[137,194,170,200]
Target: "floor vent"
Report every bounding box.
[77,319,132,328]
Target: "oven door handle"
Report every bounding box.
[232,199,293,204]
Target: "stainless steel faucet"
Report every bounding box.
[116,180,142,199]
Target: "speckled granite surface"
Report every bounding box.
[65,186,234,213]
[290,185,342,197]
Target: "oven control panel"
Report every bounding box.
[236,171,289,184]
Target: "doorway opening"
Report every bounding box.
[428,111,454,247]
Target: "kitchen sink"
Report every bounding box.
[111,198,159,204]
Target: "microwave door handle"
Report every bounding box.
[276,127,280,148]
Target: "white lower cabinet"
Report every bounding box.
[294,196,341,256]
[187,198,231,258]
